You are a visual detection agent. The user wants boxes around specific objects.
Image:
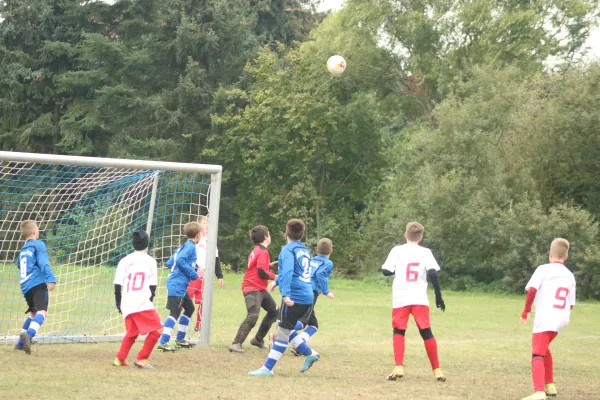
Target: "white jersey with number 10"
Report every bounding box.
[381,243,441,308]
[113,252,158,318]
[525,262,576,333]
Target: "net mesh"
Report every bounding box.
[0,161,210,343]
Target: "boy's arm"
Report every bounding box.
[278,251,293,299]
[113,262,125,313]
[316,261,331,295]
[425,250,444,311]
[380,247,398,276]
[257,252,276,280]
[149,259,158,302]
[521,269,541,321]
[180,246,200,280]
[166,253,176,269]
[214,256,224,279]
[37,243,57,285]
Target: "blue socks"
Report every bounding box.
[17,317,32,348]
[160,316,176,345]
[26,314,45,339]
[176,315,190,341]
[289,330,313,357]
[264,339,288,371]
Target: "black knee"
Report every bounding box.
[532,354,544,359]
[169,309,182,319]
[393,328,406,336]
[419,328,433,340]
[183,304,195,318]
[266,308,278,319]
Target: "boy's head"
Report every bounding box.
[197,215,209,238]
[404,222,424,243]
[184,221,202,241]
[250,225,271,246]
[20,220,39,240]
[286,219,305,242]
[549,238,569,262]
[317,238,333,256]
[132,230,149,251]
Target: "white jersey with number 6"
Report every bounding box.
[113,251,158,319]
[525,262,576,333]
[381,243,441,308]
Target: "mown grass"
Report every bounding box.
[0,274,599,399]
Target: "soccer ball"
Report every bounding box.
[326,55,346,75]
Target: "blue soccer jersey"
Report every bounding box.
[18,240,56,295]
[310,255,334,295]
[166,240,199,297]
[277,241,313,304]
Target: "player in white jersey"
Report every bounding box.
[112,230,163,369]
[520,238,576,400]
[380,222,446,382]
[187,215,224,331]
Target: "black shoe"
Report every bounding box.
[250,338,268,349]
[19,332,31,355]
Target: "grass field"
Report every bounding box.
[1,274,599,400]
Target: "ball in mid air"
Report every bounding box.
[327,55,346,75]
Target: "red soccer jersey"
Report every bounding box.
[242,245,275,293]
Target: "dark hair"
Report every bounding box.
[286,219,305,241]
[250,225,269,244]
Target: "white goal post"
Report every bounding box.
[0,151,222,346]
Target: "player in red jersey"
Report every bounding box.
[229,225,278,353]
[380,222,446,382]
[520,238,576,400]
[112,230,163,369]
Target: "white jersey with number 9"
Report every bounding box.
[381,243,440,308]
[113,252,158,318]
[525,262,576,333]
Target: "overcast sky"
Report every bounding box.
[318,0,600,63]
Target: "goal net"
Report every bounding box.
[0,152,222,345]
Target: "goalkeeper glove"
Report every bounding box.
[435,294,445,312]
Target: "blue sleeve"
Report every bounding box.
[166,254,175,269]
[316,261,330,295]
[37,243,56,284]
[278,251,293,298]
[180,246,199,280]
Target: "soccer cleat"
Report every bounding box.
[433,368,446,382]
[248,367,274,377]
[19,331,31,355]
[290,348,301,357]
[250,338,268,349]
[134,359,154,369]
[194,328,199,332]
[175,339,196,349]
[299,353,320,373]
[387,365,405,381]
[112,358,129,367]
[156,343,177,352]
[545,383,558,397]
[229,343,244,353]
[521,391,547,400]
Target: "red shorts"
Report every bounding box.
[532,331,558,356]
[124,309,163,337]
[392,305,431,330]
[187,278,204,304]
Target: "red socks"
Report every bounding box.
[137,330,160,361]
[116,335,137,362]
[393,333,405,366]
[544,350,554,384]
[532,356,545,391]
[424,337,440,369]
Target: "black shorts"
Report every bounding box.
[165,294,195,318]
[24,284,49,314]
[299,290,319,328]
[279,302,313,330]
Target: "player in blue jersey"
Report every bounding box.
[289,238,335,355]
[249,219,320,377]
[157,221,201,352]
[15,220,57,354]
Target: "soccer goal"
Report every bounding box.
[0,151,221,346]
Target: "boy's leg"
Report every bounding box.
[175,295,195,347]
[194,278,204,331]
[232,292,262,348]
[253,291,278,344]
[414,306,445,381]
[133,309,164,363]
[530,332,556,393]
[388,307,410,380]
[116,314,140,364]
[298,291,319,344]
[159,296,182,348]
[20,286,50,354]
[15,316,32,350]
